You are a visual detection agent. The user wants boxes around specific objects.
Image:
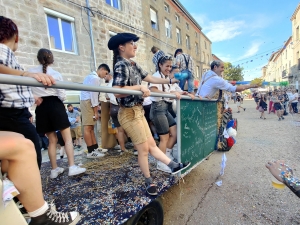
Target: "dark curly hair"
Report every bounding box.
[37,48,54,74]
[0,16,18,43]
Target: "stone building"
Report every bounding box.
[262,2,300,88]
[263,37,293,83]
[141,0,212,84]
[1,0,211,85]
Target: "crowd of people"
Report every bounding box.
[0,15,259,224]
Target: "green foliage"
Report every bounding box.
[223,62,244,81]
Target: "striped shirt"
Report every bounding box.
[0,44,34,108]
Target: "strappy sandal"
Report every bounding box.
[145,183,158,196]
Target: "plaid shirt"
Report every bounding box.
[112,56,148,107]
[152,50,165,71]
[0,44,34,108]
[176,53,194,77]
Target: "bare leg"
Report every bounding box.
[116,126,126,150]
[167,125,177,149]
[158,133,169,154]
[46,131,58,169]
[134,141,151,178]
[0,132,44,212]
[60,127,75,166]
[84,125,96,146]
[148,137,172,165]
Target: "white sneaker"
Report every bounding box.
[95,148,108,153]
[156,161,172,173]
[114,145,121,150]
[68,165,86,176]
[87,150,105,158]
[166,150,174,161]
[50,167,65,179]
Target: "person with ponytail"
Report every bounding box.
[149,56,194,173]
[29,48,86,179]
[0,16,81,225]
[108,33,191,196]
[0,16,55,169]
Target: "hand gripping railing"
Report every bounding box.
[0,74,216,101]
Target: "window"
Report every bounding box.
[176,27,181,44]
[195,42,198,55]
[207,54,209,64]
[195,32,198,37]
[196,66,200,78]
[165,19,171,38]
[105,0,121,9]
[203,52,205,63]
[164,3,170,13]
[150,8,158,30]
[45,8,77,54]
[186,35,190,49]
[186,23,189,30]
[204,41,207,49]
[175,14,180,22]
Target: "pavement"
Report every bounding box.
[162,99,300,225]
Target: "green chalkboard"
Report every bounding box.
[179,99,218,173]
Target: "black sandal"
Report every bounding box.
[145,183,158,196]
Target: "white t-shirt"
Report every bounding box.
[196,70,236,98]
[106,79,118,105]
[29,65,66,101]
[292,93,299,103]
[149,71,170,102]
[143,96,152,106]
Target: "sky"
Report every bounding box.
[180,0,299,80]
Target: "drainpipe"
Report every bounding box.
[86,0,97,71]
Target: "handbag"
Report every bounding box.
[258,106,264,112]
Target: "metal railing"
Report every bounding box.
[0,74,216,101]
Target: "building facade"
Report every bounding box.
[263,3,300,88]
[263,37,293,83]
[1,0,212,84]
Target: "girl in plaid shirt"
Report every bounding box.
[108,33,191,195]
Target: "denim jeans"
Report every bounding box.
[291,102,298,113]
[179,71,194,93]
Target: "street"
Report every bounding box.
[162,99,300,225]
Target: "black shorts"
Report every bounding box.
[110,103,121,127]
[143,104,151,122]
[274,103,283,110]
[35,96,70,133]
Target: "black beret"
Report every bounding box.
[108,33,140,50]
[174,48,183,57]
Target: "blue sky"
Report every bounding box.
[180,0,299,80]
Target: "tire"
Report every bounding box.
[124,199,163,225]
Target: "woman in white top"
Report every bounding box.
[29,48,85,179]
[149,56,193,173]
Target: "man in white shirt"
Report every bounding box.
[290,89,299,113]
[196,61,258,99]
[80,64,110,158]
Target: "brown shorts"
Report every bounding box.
[80,100,96,126]
[118,105,152,145]
[70,126,82,138]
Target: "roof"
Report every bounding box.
[172,0,202,31]
[212,54,223,62]
[291,3,300,20]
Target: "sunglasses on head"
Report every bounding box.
[158,55,172,64]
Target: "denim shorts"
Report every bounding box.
[150,101,176,135]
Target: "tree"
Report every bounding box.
[223,62,244,81]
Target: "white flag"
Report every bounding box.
[223,128,229,138]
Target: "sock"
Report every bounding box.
[87,145,94,153]
[28,201,48,218]
[92,144,98,150]
[167,161,179,169]
[145,177,153,185]
[69,165,76,169]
